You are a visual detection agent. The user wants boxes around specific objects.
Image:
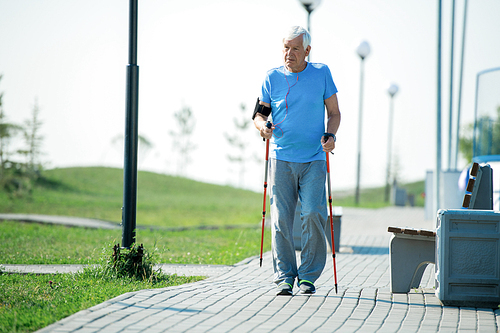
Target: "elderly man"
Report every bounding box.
[253,26,341,295]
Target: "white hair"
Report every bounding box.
[283,26,311,51]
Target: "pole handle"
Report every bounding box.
[262,121,273,141]
[323,133,336,155]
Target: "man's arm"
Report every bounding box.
[254,101,274,139]
[322,93,341,152]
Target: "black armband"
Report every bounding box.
[252,98,272,120]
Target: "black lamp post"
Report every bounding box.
[298,0,322,60]
[298,0,322,34]
[122,0,139,249]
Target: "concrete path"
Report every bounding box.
[3,207,500,332]
[2,263,233,278]
[0,213,120,229]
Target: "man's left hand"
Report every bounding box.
[321,136,335,153]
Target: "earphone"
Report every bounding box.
[273,69,298,138]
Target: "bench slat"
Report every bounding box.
[388,226,403,234]
[388,226,436,237]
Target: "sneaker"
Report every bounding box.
[276,283,293,296]
[298,280,316,294]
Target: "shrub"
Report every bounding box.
[83,242,163,283]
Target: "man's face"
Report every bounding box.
[283,35,310,73]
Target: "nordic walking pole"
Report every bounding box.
[260,121,272,267]
[324,133,338,294]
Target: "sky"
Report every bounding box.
[1,0,500,193]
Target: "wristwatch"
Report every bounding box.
[324,132,336,142]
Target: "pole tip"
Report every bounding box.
[260,258,263,267]
[335,284,338,294]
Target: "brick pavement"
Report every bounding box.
[3,207,500,332]
[33,245,500,332]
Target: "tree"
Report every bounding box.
[459,105,500,163]
[169,106,196,175]
[0,75,47,197]
[0,77,23,179]
[458,123,474,163]
[224,103,252,187]
[111,133,154,168]
[19,98,44,179]
[0,76,23,173]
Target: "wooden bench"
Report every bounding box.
[388,226,436,293]
[387,162,485,293]
[387,162,493,293]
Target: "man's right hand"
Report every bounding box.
[260,121,274,140]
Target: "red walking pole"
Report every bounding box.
[260,121,272,267]
[324,134,338,294]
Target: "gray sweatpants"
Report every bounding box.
[268,158,327,287]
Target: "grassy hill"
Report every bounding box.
[0,167,264,228]
[333,180,426,208]
[0,167,425,226]
[0,167,272,266]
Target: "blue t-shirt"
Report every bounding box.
[260,62,338,163]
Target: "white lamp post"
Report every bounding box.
[385,83,399,203]
[354,41,370,205]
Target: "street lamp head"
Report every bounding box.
[298,0,322,13]
[388,83,399,97]
[356,41,371,60]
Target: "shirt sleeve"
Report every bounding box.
[260,73,272,104]
[323,66,338,100]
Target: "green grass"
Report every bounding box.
[0,167,273,333]
[0,167,264,227]
[0,220,271,265]
[0,272,202,333]
[0,221,271,332]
